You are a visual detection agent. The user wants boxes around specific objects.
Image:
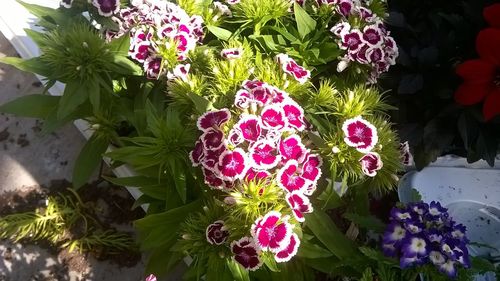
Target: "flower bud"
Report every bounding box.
[332,146,340,153]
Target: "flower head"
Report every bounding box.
[342,116,378,152]
[454,27,500,120]
[206,220,229,245]
[252,211,293,253]
[231,237,262,271]
[359,152,383,177]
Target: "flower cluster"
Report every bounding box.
[61,0,121,15]
[454,3,500,121]
[382,201,470,278]
[110,0,204,79]
[322,0,398,83]
[191,78,322,270]
[342,116,382,177]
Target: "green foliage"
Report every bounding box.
[0,190,136,255]
[72,134,109,189]
[0,94,60,118]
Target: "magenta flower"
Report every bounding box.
[169,63,190,81]
[362,25,383,46]
[341,30,363,51]
[249,140,280,169]
[330,21,351,37]
[245,168,271,182]
[202,167,224,189]
[206,220,229,245]
[196,109,231,132]
[253,211,292,253]
[144,56,163,79]
[221,48,243,60]
[276,54,311,84]
[274,233,300,263]
[242,80,265,91]
[337,0,353,16]
[189,140,205,167]
[260,105,286,131]
[227,128,244,146]
[359,152,383,177]
[399,141,413,166]
[130,41,152,63]
[145,274,157,281]
[277,160,307,193]
[283,101,305,131]
[301,154,322,182]
[251,86,271,106]
[201,146,227,170]
[236,115,262,143]
[342,116,378,152]
[217,148,249,180]
[286,191,313,222]
[234,90,252,109]
[279,135,307,162]
[92,0,120,17]
[231,237,262,271]
[201,129,225,150]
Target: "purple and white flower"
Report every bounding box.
[206,220,229,245]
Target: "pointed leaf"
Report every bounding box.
[227,259,251,281]
[0,57,52,77]
[57,80,89,119]
[294,2,316,39]
[0,94,59,118]
[72,134,109,189]
[207,25,232,41]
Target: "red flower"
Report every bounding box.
[454,27,500,120]
[484,4,500,28]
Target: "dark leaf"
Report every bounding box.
[72,134,109,189]
[0,94,59,118]
[397,74,423,95]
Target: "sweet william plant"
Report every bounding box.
[1,0,495,280]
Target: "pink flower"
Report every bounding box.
[245,168,271,182]
[201,129,225,150]
[145,274,157,281]
[196,109,231,132]
[341,30,363,51]
[217,148,249,180]
[359,152,383,177]
[274,233,300,263]
[202,167,224,189]
[189,139,205,167]
[242,80,265,91]
[283,101,305,131]
[277,160,307,193]
[231,237,262,271]
[221,48,243,60]
[250,86,271,106]
[144,56,163,79]
[201,146,227,170]
[206,220,229,245]
[301,154,322,182]
[277,54,311,84]
[249,140,280,169]
[234,90,252,109]
[330,21,351,37]
[214,1,232,17]
[227,128,244,146]
[286,191,313,222]
[260,105,286,131]
[252,211,293,253]
[362,25,383,46]
[342,116,378,153]
[168,63,190,81]
[337,0,353,16]
[236,115,262,143]
[279,135,307,162]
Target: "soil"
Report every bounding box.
[0,177,145,272]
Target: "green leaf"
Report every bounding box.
[410,188,422,202]
[470,256,496,273]
[360,267,373,281]
[108,33,130,56]
[227,259,250,281]
[72,134,109,189]
[207,25,232,41]
[294,2,316,39]
[206,254,232,281]
[40,101,92,135]
[297,240,333,258]
[304,210,358,260]
[24,29,46,46]
[0,94,59,118]
[88,78,100,113]
[144,240,182,277]
[187,92,210,114]
[343,213,385,233]
[358,247,399,267]
[109,55,142,75]
[57,81,89,119]
[262,253,280,272]
[167,157,187,203]
[0,57,52,77]
[134,200,202,250]
[16,0,67,24]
